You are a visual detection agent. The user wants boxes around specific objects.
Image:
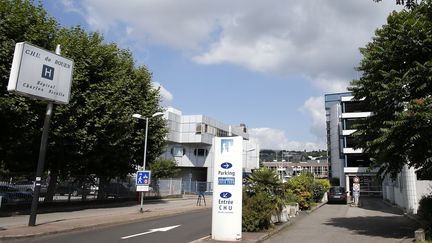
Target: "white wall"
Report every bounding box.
[416,180,432,200]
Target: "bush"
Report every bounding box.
[242,191,275,232]
[285,173,314,210]
[312,179,330,202]
[418,195,432,223]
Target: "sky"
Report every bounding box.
[41,0,402,151]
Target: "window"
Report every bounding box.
[196,124,202,134]
[343,101,366,113]
[171,146,185,157]
[194,149,208,156]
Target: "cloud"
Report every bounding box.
[66,0,401,92]
[152,82,173,102]
[249,127,324,151]
[300,96,326,143]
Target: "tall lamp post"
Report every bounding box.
[132,111,164,213]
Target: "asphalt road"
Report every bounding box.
[8,209,211,243]
[265,198,420,243]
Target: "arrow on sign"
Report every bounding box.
[121,225,181,240]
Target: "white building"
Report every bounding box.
[325,92,381,196]
[160,107,259,185]
[326,92,432,213]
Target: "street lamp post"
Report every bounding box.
[132,111,164,213]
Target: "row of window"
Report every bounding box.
[170,147,209,157]
[196,123,229,137]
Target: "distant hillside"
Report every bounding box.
[259,149,327,162]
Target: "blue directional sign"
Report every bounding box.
[136,170,151,186]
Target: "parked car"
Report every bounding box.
[13,181,48,195]
[328,186,348,204]
[0,185,33,205]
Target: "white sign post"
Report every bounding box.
[7,42,74,226]
[8,42,74,104]
[212,137,243,241]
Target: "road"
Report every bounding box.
[8,209,211,243]
[266,198,420,243]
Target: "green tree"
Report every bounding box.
[149,159,179,179]
[0,1,168,200]
[0,0,58,173]
[46,27,167,199]
[373,0,418,9]
[349,0,432,179]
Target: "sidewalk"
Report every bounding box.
[0,195,212,240]
[194,202,327,243]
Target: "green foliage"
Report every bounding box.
[0,0,58,172]
[418,195,432,223]
[285,173,314,210]
[246,167,281,194]
[373,0,418,9]
[242,191,275,232]
[349,0,432,179]
[149,159,179,179]
[243,168,294,231]
[0,1,167,188]
[312,179,330,202]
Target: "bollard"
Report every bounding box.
[415,228,425,242]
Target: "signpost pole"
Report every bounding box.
[140,117,149,213]
[28,45,61,226]
[28,102,53,226]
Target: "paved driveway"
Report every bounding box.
[265,198,420,243]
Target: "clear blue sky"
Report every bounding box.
[41,0,401,151]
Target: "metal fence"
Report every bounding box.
[182,180,213,195]
[157,178,182,197]
[0,173,215,208]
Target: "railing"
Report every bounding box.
[0,174,189,207]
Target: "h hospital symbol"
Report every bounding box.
[41,65,54,80]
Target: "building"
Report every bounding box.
[326,92,432,213]
[159,107,259,186]
[262,160,329,182]
[325,92,381,196]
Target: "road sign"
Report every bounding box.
[353,183,360,192]
[136,170,151,192]
[353,176,360,183]
[8,42,74,104]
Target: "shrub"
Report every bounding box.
[285,173,314,210]
[418,195,432,223]
[312,179,331,202]
[242,191,275,232]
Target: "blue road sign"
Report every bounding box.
[136,171,151,185]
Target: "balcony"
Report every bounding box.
[343,148,364,154]
[342,129,356,136]
[341,112,373,119]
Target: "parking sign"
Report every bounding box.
[136,170,151,192]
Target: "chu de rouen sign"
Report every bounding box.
[7,42,74,104]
